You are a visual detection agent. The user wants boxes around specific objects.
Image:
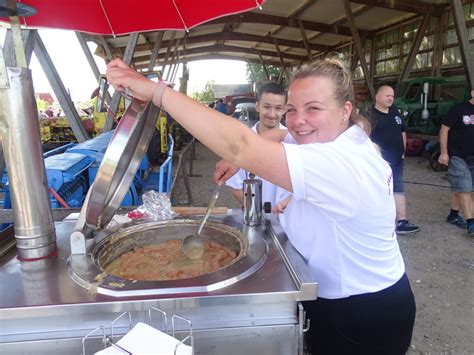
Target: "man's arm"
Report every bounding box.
[402,131,407,153]
[438,124,450,166]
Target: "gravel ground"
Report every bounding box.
[172,142,474,354]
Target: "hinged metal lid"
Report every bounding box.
[81,99,160,231]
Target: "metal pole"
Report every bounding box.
[0,67,56,259]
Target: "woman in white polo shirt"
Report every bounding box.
[107,57,416,354]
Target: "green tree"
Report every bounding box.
[246,63,285,88]
[191,80,215,104]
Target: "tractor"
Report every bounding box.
[39,71,172,165]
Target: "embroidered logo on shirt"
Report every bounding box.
[394,116,402,125]
[462,115,474,125]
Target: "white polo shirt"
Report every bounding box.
[280,125,405,299]
[226,122,288,208]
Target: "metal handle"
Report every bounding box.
[196,184,221,236]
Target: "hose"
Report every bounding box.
[49,187,70,208]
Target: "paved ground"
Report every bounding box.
[172,142,474,354]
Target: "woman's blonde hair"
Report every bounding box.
[291,57,371,135]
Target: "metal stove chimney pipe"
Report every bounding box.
[242,174,263,226]
[0,66,56,260]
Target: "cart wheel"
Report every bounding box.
[429,151,447,172]
[405,138,426,156]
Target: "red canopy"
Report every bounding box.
[0,0,265,35]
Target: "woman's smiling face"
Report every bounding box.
[285,76,351,144]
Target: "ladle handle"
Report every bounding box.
[196,184,221,236]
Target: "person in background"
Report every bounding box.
[438,88,474,235]
[38,110,48,120]
[215,98,227,114]
[369,85,420,235]
[208,101,215,109]
[445,194,467,229]
[226,82,288,206]
[107,57,416,355]
[44,106,54,118]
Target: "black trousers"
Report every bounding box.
[303,273,416,355]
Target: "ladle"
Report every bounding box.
[182,184,221,259]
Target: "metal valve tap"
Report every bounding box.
[242,173,263,226]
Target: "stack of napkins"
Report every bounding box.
[95,322,192,355]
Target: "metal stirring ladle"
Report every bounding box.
[182,184,222,260]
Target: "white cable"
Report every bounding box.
[99,0,116,37]
[172,0,189,33]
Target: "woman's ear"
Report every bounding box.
[342,100,353,120]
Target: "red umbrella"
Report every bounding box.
[0,0,265,35]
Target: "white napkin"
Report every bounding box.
[95,322,192,355]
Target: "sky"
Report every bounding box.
[0,28,249,102]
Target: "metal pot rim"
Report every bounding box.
[68,219,268,297]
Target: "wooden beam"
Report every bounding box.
[341,0,375,101]
[450,0,474,89]
[132,44,308,66]
[369,36,376,80]
[135,53,280,70]
[311,4,373,46]
[34,32,90,142]
[247,59,257,83]
[8,16,27,67]
[431,12,448,77]
[205,11,367,38]
[98,35,114,62]
[274,38,290,82]
[271,0,316,36]
[167,38,181,82]
[148,31,164,72]
[350,0,438,15]
[3,29,35,67]
[133,32,330,53]
[162,31,177,79]
[349,34,368,72]
[298,20,313,62]
[398,6,433,82]
[258,50,270,80]
[75,32,111,104]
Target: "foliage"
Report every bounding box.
[76,99,96,110]
[36,98,49,112]
[191,80,215,103]
[246,63,285,88]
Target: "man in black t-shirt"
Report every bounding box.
[370,85,420,235]
[438,89,474,236]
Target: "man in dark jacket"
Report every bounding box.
[370,85,420,235]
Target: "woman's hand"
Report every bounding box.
[213,160,240,185]
[106,59,157,102]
